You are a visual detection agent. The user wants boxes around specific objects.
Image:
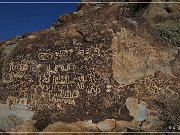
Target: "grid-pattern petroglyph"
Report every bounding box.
[133,71,179,100]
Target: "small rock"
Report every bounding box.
[135,103,149,122]
[27,35,36,39]
[11,121,37,135]
[83,120,100,132]
[114,120,138,132]
[113,120,127,132]
[125,97,138,118]
[49,26,55,30]
[125,98,149,122]
[141,121,157,132]
[97,119,116,132]
[73,10,84,17]
[42,121,81,133]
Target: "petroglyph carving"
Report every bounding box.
[106,85,113,92]
[19,98,28,105]
[2,29,178,125]
[38,52,53,61]
[38,49,53,60]
[19,60,29,72]
[9,61,17,72]
[6,96,18,106]
[133,72,179,100]
[42,73,51,84]
[2,42,111,112]
[86,85,101,96]
[118,28,128,38]
[6,96,28,106]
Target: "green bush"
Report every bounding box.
[154,16,180,47]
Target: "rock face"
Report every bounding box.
[0,0,180,133]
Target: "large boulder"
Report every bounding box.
[0,1,179,133]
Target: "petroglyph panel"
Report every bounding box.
[1,34,132,123]
[2,47,106,106]
[1,26,179,126]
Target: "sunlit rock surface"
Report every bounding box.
[0,0,179,133]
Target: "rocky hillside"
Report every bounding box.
[0,0,179,134]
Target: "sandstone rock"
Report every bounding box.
[82,120,100,132]
[0,103,35,132]
[42,121,82,135]
[125,97,138,118]
[11,121,38,135]
[113,120,128,132]
[112,20,178,85]
[142,0,180,19]
[0,0,179,133]
[41,120,100,134]
[97,119,116,132]
[113,120,138,132]
[141,121,157,132]
[125,98,149,122]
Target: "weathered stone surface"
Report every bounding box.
[142,0,180,19]
[82,120,100,132]
[42,121,82,132]
[0,103,35,132]
[41,120,102,134]
[112,21,178,84]
[0,0,179,133]
[11,121,38,135]
[97,119,116,131]
[125,97,138,119]
[125,98,149,122]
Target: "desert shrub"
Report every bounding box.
[154,15,180,47]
